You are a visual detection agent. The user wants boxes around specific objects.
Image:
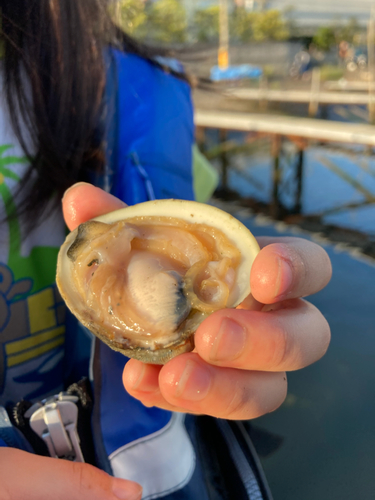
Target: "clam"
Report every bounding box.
[56,199,260,364]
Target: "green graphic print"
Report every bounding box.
[0,145,66,401]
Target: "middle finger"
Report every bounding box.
[195,299,331,371]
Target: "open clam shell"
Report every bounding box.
[56,199,260,364]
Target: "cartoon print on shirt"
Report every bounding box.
[0,145,66,402]
[0,264,32,391]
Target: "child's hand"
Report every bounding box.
[63,183,331,420]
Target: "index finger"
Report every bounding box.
[62,182,126,231]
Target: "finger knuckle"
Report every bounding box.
[270,320,294,370]
[222,383,255,420]
[71,462,105,497]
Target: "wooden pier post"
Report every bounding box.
[219,129,229,190]
[309,67,321,118]
[294,149,304,214]
[259,75,269,112]
[196,126,207,153]
[271,135,282,219]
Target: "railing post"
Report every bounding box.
[294,149,304,214]
[309,67,321,118]
[271,135,282,219]
[259,75,268,112]
[219,129,228,190]
[196,126,206,153]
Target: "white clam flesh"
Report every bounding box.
[56,199,260,364]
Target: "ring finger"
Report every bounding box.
[123,355,287,420]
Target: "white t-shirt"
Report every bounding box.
[0,77,67,406]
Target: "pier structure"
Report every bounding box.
[194,109,375,219]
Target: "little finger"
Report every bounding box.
[123,359,201,413]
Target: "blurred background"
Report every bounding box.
[113,2,375,499]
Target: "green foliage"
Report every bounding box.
[232,8,289,42]
[147,0,187,44]
[112,2,290,45]
[112,0,187,44]
[312,17,361,52]
[313,26,337,52]
[194,6,289,43]
[111,0,147,37]
[230,7,253,42]
[193,6,220,43]
[337,17,360,45]
[194,6,289,42]
[250,9,290,42]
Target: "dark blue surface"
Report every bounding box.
[206,127,375,237]
[228,147,375,237]
[235,209,375,500]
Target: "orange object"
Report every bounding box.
[218,48,229,70]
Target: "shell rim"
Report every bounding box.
[56,199,260,362]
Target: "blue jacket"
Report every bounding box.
[106,50,195,205]
[91,50,202,499]
[0,49,267,500]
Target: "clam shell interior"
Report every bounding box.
[56,200,260,363]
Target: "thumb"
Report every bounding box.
[62,182,127,231]
[0,448,142,500]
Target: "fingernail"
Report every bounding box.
[275,258,294,298]
[62,181,92,201]
[126,363,155,395]
[174,359,211,401]
[210,318,246,362]
[128,362,146,391]
[128,362,159,394]
[112,478,142,500]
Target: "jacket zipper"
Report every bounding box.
[217,419,264,500]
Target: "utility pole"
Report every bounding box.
[218,0,229,69]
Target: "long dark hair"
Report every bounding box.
[0,0,181,226]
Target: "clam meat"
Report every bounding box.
[56,199,260,364]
